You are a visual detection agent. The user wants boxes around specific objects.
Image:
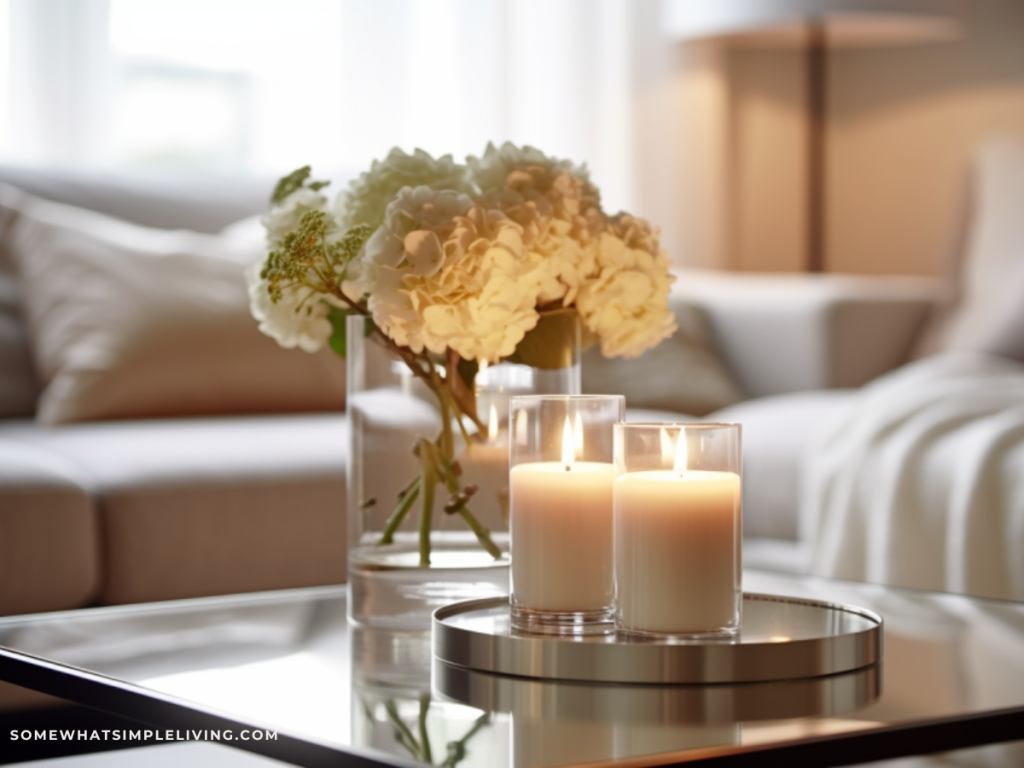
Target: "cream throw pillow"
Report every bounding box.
[917,137,1024,364]
[5,190,346,424]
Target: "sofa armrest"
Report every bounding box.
[672,270,944,397]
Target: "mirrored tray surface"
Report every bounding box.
[433,593,882,684]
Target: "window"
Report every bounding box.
[0,0,711,267]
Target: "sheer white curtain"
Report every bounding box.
[0,0,729,267]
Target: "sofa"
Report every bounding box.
[0,168,352,617]
[2,137,1021,619]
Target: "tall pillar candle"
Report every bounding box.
[510,395,624,635]
[613,423,742,637]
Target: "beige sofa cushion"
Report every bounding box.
[0,415,347,605]
[708,390,856,542]
[3,188,346,424]
[0,438,100,615]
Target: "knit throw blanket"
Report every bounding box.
[801,352,1024,601]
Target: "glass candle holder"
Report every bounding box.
[613,423,742,638]
[509,395,625,635]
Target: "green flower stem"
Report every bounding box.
[378,476,420,546]
[418,693,434,765]
[267,203,500,567]
[453,506,502,561]
[323,283,488,567]
[321,278,441,402]
[438,382,477,446]
[442,712,491,768]
[426,442,503,561]
[380,692,490,768]
[432,365,455,462]
[383,699,421,760]
[419,438,438,567]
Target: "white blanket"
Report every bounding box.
[801,353,1024,601]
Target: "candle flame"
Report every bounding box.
[674,429,688,475]
[488,404,499,442]
[561,416,575,469]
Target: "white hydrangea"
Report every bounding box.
[575,232,678,359]
[338,148,473,232]
[246,261,336,353]
[261,186,330,249]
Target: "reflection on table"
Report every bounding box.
[0,573,1023,767]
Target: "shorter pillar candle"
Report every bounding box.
[615,470,740,634]
[613,424,742,637]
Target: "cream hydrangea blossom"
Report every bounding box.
[246,260,338,352]
[419,207,543,362]
[352,186,474,350]
[575,218,678,359]
[251,146,679,365]
[352,186,542,362]
[523,217,594,307]
[469,145,605,310]
[470,143,603,240]
[338,148,474,232]
[468,142,588,196]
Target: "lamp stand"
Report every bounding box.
[806,18,828,273]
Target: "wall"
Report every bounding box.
[728,0,1024,275]
[625,1,732,272]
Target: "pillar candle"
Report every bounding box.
[615,469,741,634]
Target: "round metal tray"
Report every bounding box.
[432,593,882,684]
[434,658,882,723]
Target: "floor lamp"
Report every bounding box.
[663,0,962,272]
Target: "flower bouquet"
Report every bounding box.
[248,143,676,569]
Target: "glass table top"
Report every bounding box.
[2,570,1024,767]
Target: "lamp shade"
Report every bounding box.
[662,0,963,48]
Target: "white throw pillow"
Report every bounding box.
[4,189,347,424]
[922,137,1024,365]
[0,186,39,417]
[977,256,1024,363]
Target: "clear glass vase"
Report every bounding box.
[346,313,581,629]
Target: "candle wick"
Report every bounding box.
[565,465,570,472]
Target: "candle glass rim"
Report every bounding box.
[509,394,627,403]
[613,421,742,431]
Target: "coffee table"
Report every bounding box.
[2,569,1023,767]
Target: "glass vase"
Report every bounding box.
[346,313,581,629]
